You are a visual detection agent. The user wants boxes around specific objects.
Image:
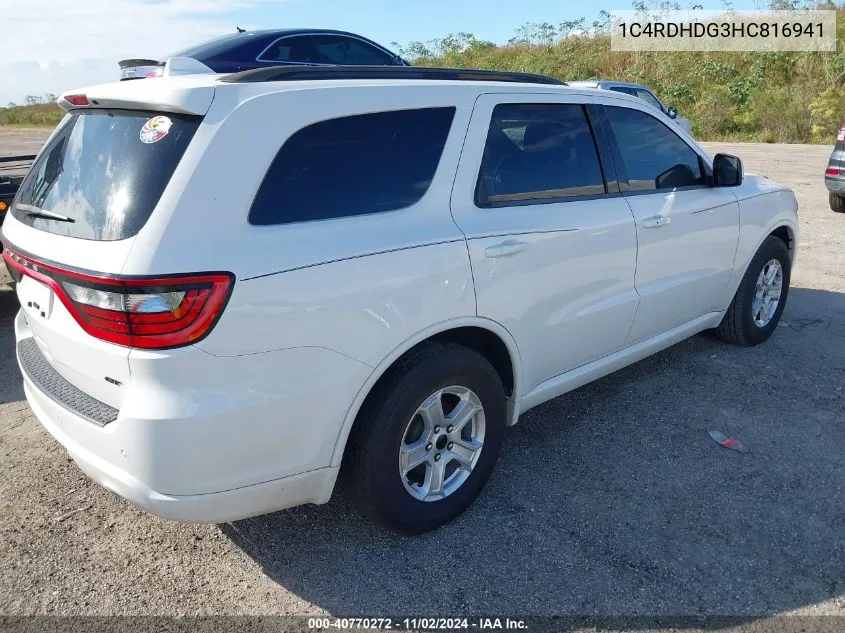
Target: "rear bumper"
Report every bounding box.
[23,378,338,523]
[14,309,370,523]
[824,176,845,193]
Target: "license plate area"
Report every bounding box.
[18,276,55,320]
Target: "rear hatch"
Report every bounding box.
[1,98,209,410]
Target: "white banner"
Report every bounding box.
[610,9,837,52]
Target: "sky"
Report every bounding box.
[1,0,760,106]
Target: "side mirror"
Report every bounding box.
[667,106,678,119]
[655,163,699,189]
[713,153,743,187]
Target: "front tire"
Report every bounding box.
[715,235,791,346]
[346,342,507,535]
[829,192,845,213]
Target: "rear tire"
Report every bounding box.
[346,342,507,535]
[715,235,791,346]
[829,192,845,213]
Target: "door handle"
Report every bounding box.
[485,240,529,258]
[642,215,671,229]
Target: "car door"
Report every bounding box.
[599,103,740,344]
[449,94,640,393]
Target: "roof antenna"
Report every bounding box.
[236,26,246,33]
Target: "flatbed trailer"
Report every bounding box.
[0,155,35,252]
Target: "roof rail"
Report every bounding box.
[219,65,566,86]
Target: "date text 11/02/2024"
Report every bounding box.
[308,617,528,630]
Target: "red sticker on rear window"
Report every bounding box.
[140,116,172,144]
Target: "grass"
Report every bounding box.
[0,102,64,128]
[397,6,845,144]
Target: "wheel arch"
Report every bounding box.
[329,317,523,468]
[768,223,796,262]
[724,218,797,308]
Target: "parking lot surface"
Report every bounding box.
[0,132,843,620]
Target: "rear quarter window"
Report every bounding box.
[248,107,456,226]
[12,109,200,241]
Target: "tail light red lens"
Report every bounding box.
[63,94,90,106]
[826,167,840,176]
[2,247,234,350]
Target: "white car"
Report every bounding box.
[1,66,798,534]
[567,80,694,137]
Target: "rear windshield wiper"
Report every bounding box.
[15,203,75,223]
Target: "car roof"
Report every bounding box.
[60,69,653,118]
[172,28,390,57]
[231,28,381,37]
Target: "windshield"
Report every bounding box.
[12,109,200,241]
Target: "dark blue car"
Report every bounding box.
[119,28,410,80]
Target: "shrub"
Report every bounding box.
[398,10,845,144]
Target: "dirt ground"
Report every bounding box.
[0,128,51,160]
[0,130,843,625]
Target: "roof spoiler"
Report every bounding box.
[57,69,217,116]
[118,58,163,69]
[118,56,216,80]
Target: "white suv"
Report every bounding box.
[1,66,798,534]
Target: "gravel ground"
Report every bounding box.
[0,132,843,625]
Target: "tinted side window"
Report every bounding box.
[476,103,606,205]
[633,89,664,112]
[312,35,393,65]
[609,86,637,97]
[609,86,663,112]
[258,36,321,62]
[604,106,704,191]
[249,108,455,225]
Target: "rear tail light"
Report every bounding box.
[63,94,90,107]
[2,247,234,349]
[826,167,840,176]
[837,125,845,142]
[145,68,164,78]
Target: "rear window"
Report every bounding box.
[171,33,245,59]
[12,109,200,241]
[248,107,455,226]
